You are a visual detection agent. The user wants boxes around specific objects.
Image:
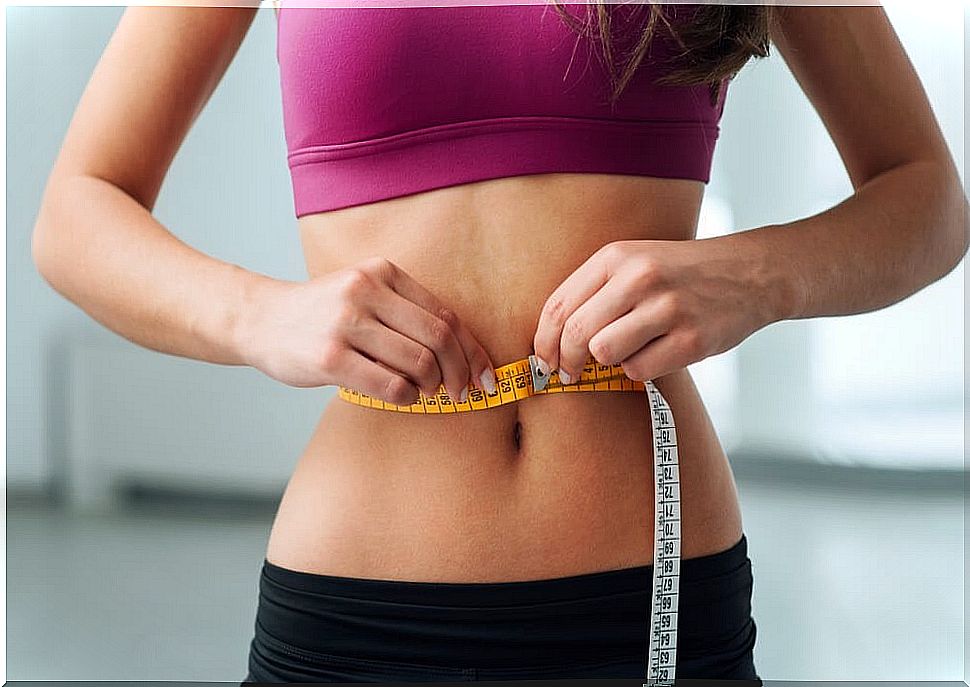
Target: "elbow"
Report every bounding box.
[941,174,970,278]
[32,201,62,290]
[922,159,970,280]
[954,193,970,268]
[32,203,58,286]
[31,181,74,294]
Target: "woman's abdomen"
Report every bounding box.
[265,172,744,581]
[265,366,743,582]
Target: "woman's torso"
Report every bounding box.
[265,172,744,582]
[265,3,743,582]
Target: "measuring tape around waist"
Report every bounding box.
[337,355,645,411]
[337,353,681,685]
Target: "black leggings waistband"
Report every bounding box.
[248,534,757,678]
[260,533,750,608]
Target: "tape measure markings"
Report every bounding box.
[337,356,647,412]
[645,380,681,685]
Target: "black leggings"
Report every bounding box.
[243,534,760,683]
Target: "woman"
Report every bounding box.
[32,0,967,682]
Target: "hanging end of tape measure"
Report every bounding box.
[528,354,549,392]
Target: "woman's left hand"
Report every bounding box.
[531,237,780,384]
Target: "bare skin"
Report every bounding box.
[264,173,746,581]
[32,6,967,583]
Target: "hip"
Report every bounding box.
[264,366,744,582]
[245,533,759,682]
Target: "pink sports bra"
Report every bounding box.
[276,2,730,217]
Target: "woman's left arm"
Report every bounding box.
[533,5,968,384]
[735,5,968,320]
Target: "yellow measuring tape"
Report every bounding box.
[337,353,646,412]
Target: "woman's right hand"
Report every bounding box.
[237,256,498,406]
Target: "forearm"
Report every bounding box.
[729,158,969,323]
[32,173,279,366]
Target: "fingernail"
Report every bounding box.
[480,368,497,395]
[559,369,571,384]
[535,356,551,377]
[459,385,468,403]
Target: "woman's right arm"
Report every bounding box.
[32,7,263,367]
[32,6,496,405]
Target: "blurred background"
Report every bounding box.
[6,1,966,682]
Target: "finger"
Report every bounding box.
[339,347,421,407]
[533,249,613,375]
[557,275,636,383]
[439,309,496,395]
[346,318,444,398]
[619,330,696,383]
[588,298,677,365]
[371,285,471,401]
[381,261,494,399]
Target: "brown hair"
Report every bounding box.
[550,1,775,108]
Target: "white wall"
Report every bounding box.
[6,6,304,490]
[709,0,965,469]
